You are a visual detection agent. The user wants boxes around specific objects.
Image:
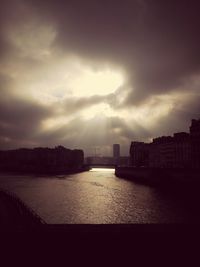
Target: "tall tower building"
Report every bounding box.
[190,119,200,168]
[113,144,120,159]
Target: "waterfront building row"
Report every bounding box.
[0,146,84,173]
[130,119,200,168]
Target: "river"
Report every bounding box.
[0,168,199,223]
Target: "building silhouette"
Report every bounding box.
[190,119,200,168]
[150,136,174,168]
[113,144,120,165]
[130,142,149,167]
[130,119,200,169]
[173,132,191,168]
[0,146,84,174]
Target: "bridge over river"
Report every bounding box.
[85,164,116,169]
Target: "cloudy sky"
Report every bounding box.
[0,0,200,156]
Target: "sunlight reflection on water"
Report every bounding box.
[0,170,198,224]
[90,168,115,172]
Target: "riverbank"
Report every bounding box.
[0,165,91,177]
[115,166,200,187]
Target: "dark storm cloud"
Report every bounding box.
[0,0,32,57]
[27,0,200,106]
[152,94,200,136]
[108,116,150,140]
[0,93,54,147]
[1,0,200,97]
[1,0,200,152]
[60,95,105,115]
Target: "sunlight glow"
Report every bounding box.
[41,117,69,130]
[69,68,124,97]
[19,58,124,105]
[81,102,117,119]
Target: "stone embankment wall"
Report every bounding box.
[115,166,200,186]
[0,188,46,227]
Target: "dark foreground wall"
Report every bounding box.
[0,146,84,174]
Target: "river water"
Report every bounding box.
[0,168,199,224]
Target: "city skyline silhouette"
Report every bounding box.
[1,0,200,231]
